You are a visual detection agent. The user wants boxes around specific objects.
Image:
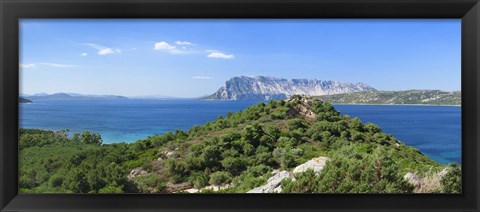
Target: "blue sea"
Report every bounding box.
[19,99,461,164]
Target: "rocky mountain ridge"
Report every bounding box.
[204,76,376,100]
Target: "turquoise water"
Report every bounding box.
[19,99,461,164]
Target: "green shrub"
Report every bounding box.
[209,171,232,186]
[441,163,462,193]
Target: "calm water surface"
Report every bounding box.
[19,99,461,164]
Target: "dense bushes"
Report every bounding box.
[442,163,462,193]
[282,145,414,193]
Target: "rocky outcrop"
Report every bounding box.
[293,157,329,174]
[183,184,233,193]
[286,95,318,119]
[404,169,450,193]
[248,156,330,193]
[247,171,296,193]
[205,76,376,100]
[128,168,147,180]
[403,172,422,187]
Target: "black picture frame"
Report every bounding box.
[1,0,479,211]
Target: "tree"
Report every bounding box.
[441,163,462,193]
[164,159,189,183]
[221,157,247,175]
[80,131,103,145]
[209,171,232,186]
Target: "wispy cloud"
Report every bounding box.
[153,41,191,55]
[193,76,212,80]
[39,62,76,68]
[20,63,36,69]
[20,62,75,69]
[207,51,235,59]
[153,41,233,58]
[84,43,121,55]
[176,41,193,45]
[80,52,88,56]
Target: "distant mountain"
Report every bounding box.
[316,90,461,105]
[19,97,32,104]
[24,93,128,101]
[203,76,376,100]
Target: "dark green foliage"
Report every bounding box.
[441,163,462,193]
[71,131,103,145]
[136,173,166,193]
[187,172,209,189]
[282,145,414,193]
[221,157,248,175]
[164,159,189,183]
[19,130,137,193]
[209,171,232,186]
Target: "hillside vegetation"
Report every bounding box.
[19,95,461,194]
[316,90,460,105]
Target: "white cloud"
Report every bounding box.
[84,43,121,55]
[98,48,114,55]
[193,76,212,80]
[20,63,36,69]
[153,41,190,55]
[39,63,76,68]
[176,41,193,45]
[154,41,176,50]
[80,52,88,56]
[207,52,234,59]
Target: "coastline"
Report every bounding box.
[331,103,461,107]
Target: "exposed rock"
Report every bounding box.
[182,184,232,193]
[183,188,199,193]
[403,172,422,187]
[128,168,147,180]
[286,95,320,119]
[166,151,174,158]
[439,168,449,177]
[248,156,330,193]
[162,149,176,158]
[247,171,295,193]
[205,75,376,101]
[293,157,329,174]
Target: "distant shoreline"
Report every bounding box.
[22,96,462,107]
[331,103,461,107]
[198,99,461,107]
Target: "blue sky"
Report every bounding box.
[20,19,461,98]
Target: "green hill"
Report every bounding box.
[316,90,460,105]
[19,95,461,194]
